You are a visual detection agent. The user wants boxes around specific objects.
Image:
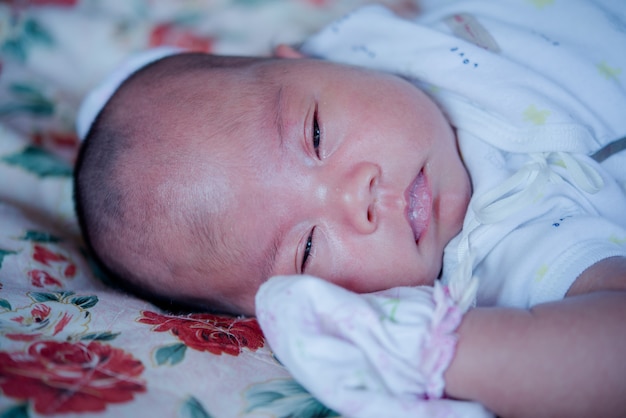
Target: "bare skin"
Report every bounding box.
[445,257,626,417]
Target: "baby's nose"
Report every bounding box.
[333,161,380,234]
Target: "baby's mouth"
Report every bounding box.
[406,169,432,243]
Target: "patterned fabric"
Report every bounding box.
[0,1,418,416]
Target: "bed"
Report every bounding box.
[0,1,418,416]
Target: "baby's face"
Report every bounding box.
[157,57,471,315]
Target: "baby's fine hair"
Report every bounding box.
[74,52,266,313]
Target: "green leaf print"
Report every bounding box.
[0,403,29,418]
[180,397,214,418]
[9,84,49,102]
[1,18,54,63]
[0,101,54,117]
[2,146,72,177]
[0,84,54,117]
[0,249,18,269]
[22,20,54,46]
[70,295,99,309]
[81,331,120,342]
[30,291,75,303]
[19,230,62,243]
[29,292,63,303]
[0,298,12,311]
[155,342,187,366]
[245,378,340,418]
[1,40,28,62]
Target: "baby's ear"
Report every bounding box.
[273,44,305,59]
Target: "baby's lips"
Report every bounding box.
[406,169,432,242]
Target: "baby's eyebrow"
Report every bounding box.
[273,86,285,148]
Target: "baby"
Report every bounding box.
[74,1,626,416]
[74,49,471,316]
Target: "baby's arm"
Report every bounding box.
[445,257,626,417]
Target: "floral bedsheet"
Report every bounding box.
[0,1,417,416]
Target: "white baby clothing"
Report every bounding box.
[300,0,626,308]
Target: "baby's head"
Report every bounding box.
[74,50,471,316]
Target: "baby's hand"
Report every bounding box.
[255,275,492,418]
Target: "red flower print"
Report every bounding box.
[303,0,331,7]
[31,303,50,319]
[3,304,51,341]
[32,131,79,149]
[31,131,80,163]
[6,303,73,341]
[149,23,213,52]
[28,269,62,288]
[29,244,77,287]
[138,311,264,356]
[64,263,76,277]
[33,244,67,266]
[0,341,145,415]
[2,300,91,342]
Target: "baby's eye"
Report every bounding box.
[301,227,315,273]
[312,108,321,158]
